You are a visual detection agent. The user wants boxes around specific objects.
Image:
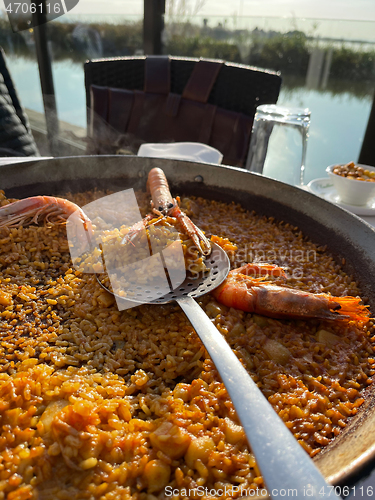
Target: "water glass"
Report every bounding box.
[246,105,311,186]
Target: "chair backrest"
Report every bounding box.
[84,56,282,165]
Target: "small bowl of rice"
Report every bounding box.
[326,162,375,206]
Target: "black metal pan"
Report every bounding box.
[1,155,375,492]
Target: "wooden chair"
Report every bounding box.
[84,56,282,166]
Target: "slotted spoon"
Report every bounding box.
[98,243,339,499]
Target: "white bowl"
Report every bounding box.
[326,163,375,206]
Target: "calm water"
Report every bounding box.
[6,55,372,183]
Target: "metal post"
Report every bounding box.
[144,0,165,55]
[32,1,60,156]
[359,90,375,167]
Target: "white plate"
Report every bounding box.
[307,178,375,216]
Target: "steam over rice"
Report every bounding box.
[0,188,373,500]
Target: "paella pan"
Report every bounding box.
[0,156,374,500]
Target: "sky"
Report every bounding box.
[1,0,374,41]
[69,0,375,22]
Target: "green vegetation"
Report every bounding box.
[0,18,144,62]
[329,45,375,81]
[165,36,242,61]
[249,31,310,76]
[0,16,374,85]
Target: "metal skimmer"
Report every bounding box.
[98,243,339,500]
[99,243,230,306]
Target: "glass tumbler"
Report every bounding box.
[246,105,311,186]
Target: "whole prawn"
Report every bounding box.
[0,195,92,234]
[212,263,370,323]
[123,167,211,256]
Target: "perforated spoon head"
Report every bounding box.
[97,243,230,305]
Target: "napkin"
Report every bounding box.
[137,142,223,164]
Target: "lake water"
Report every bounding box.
[6,55,372,184]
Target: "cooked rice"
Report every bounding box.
[79,202,208,295]
[0,189,374,500]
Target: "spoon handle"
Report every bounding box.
[177,295,340,500]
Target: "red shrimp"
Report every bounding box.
[212,263,370,323]
[0,195,92,233]
[122,168,211,255]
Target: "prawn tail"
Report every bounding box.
[329,296,371,324]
